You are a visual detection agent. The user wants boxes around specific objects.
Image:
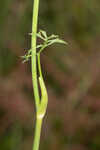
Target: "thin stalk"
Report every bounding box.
[31,0,40,109]
[23,0,66,150]
[31,0,43,150]
[32,118,43,150]
[37,53,43,79]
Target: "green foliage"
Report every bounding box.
[22,30,67,63]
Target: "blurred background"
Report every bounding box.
[0,0,100,150]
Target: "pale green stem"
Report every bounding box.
[29,0,66,149]
[32,118,43,150]
[37,53,43,79]
[31,0,43,150]
[31,0,40,109]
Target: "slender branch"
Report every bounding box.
[37,53,43,79]
[31,1,45,150]
[31,0,40,109]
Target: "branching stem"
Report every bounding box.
[28,1,67,150]
[31,0,43,150]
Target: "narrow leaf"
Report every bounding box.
[37,44,43,49]
[40,30,47,39]
[37,32,45,40]
[48,38,67,46]
[48,34,59,40]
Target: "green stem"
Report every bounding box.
[37,53,43,79]
[31,0,43,150]
[32,118,43,150]
[31,0,40,109]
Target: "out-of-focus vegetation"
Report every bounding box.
[0,0,100,150]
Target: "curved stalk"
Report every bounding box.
[37,53,43,79]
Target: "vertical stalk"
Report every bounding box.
[31,0,43,150]
[27,0,66,150]
[32,118,43,150]
[37,53,43,79]
[31,0,40,109]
